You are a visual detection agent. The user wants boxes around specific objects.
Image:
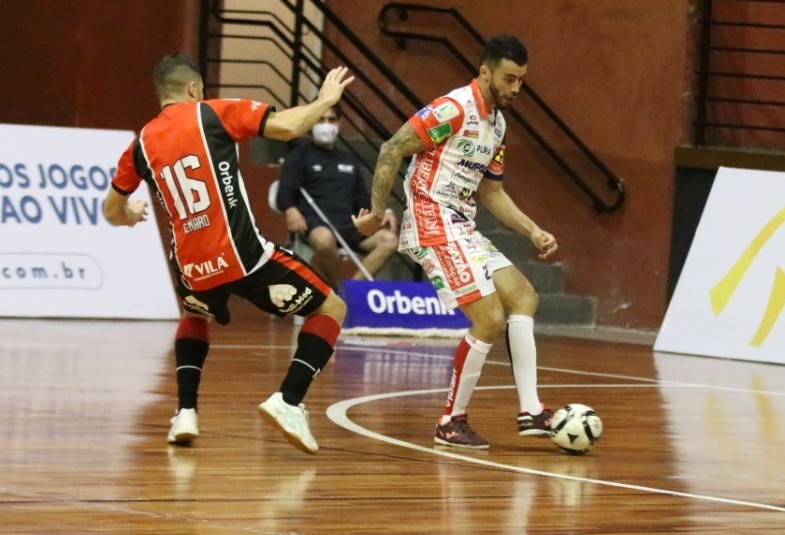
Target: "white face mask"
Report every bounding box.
[312,122,339,146]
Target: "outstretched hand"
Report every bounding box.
[318,66,355,107]
[531,228,558,259]
[352,208,382,237]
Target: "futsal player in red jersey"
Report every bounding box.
[103,53,354,455]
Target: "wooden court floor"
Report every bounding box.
[2,305,785,534]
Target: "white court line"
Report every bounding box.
[213,340,785,510]
[326,386,785,513]
[213,343,785,397]
[337,345,785,395]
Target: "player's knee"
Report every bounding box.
[317,291,346,325]
[489,313,508,338]
[311,241,336,255]
[176,314,210,341]
[308,228,336,253]
[506,278,539,314]
[524,287,539,311]
[517,284,539,313]
[473,310,507,340]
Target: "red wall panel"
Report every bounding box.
[322,0,694,329]
[0,0,201,130]
[0,0,697,329]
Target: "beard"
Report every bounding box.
[488,84,507,108]
[489,82,509,109]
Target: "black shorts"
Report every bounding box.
[303,220,367,253]
[173,245,331,325]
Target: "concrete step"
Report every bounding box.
[536,293,597,327]
[477,208,595,326]
[519,260,565,294]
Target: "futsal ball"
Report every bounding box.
[549,404,603,455]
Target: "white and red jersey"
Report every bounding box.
[112,99,276,291]
[399,79,507,249]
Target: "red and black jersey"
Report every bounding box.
[112,99,275,291]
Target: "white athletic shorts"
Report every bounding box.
[402,232,513,311]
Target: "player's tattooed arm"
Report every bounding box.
[370,122,426,219]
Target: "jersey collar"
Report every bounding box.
[470,79,491,119]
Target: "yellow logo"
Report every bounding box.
[710,206,785,346]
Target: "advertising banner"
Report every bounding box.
[341,280,470,333]
[655,167,785,363]
[0,124,179,319]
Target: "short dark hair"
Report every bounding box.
[153,53,201,100]
[326,104,342,119]
[480,35,528,68]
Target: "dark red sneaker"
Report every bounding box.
[434,414,489,449]
[517,407,552,436]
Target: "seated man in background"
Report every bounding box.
[276,106,398,289]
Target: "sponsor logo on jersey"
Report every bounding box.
[337,163,354,173]
[442,242,474,287]
[217,161,239,209]
[427,122,453,145]
[416,104,433,119]
[450,211,469,224]
[429,275,446,290]
[414,202,441,236]
[457,139,475,156]
[413,158,433,184]
[183,214,211,234]
[462,129,479,138]
[456,158,488,173]
[432,102,460,122]
[487,145,505,175]
[270,285,314,314]
[269,284,297,308]
[183,255,230,281]
[452,170,478,187]
[421,259,438,274]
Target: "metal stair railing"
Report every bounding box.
[201,1,413,205]
[199,0,424,278]
[378,2,626,214]
[694,0,785,149]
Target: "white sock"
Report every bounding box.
[507,315,543,414]
[440,334,492,425]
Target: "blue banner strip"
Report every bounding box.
[340,280,470,329]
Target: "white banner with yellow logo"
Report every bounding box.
[655,167,785,363]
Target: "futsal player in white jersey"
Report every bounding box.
[354,35,558,449]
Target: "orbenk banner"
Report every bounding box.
[655,167,785,364]
[340,280,470,337]
[0,123,179,320]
